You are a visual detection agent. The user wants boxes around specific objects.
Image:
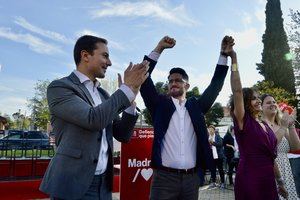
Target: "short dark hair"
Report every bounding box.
[229,87,258,118]
[73,35,108,66]
[168,67,189,81]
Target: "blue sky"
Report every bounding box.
[0,0,299,116]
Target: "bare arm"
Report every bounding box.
[285,110,300,150]
[274,112,289,144]
[274,161,288,198]
[225,36,245,130]
[287,126,300,150]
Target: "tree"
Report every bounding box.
[142,83,202,125]
[142,82,168,125]
[289,9,300,95]
[253,80,296,105]
[186,87,200,98]
[257,0,295,94]
[205,103,224,126]
[28,80,51,131]
[3,114,14,129]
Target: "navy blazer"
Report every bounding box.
[140,56,228,174]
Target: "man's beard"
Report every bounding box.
[169,89,184,98]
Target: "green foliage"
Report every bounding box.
[253,80,296,105]
[186,87,200,98]
[28,80,51,131]
[289,9,300,89]
[205,103,224,126]
[257,0,295,94]
[142,82,168,126]
[142,108,153,126]
[5,115,14,129]
[142,83,223,126]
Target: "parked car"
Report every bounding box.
[0,130,50,150]
[7,129,24,136]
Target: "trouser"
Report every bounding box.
[226,157,239,184]
[210,158,225,183]
[51,173,112,200]
[150,169,200,200]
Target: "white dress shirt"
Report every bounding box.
[209,133,218,159]
[73,70,136,175]
[233,135,239,158]
[161,97,197,169]
[148,51,228,169]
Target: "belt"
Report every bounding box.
[158,166,197,174]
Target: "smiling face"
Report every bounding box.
[262,95,278,117]
[250,91,262,113]
[86,42,112,79]
[167,73,189,98]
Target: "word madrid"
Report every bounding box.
[128,158,151,168]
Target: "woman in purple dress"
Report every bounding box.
[225,36,288,199]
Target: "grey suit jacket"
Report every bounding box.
[40,72,138,199]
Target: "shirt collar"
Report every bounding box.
[171,96,186,107]
[73,70,101,88]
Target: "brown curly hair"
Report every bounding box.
[229,87,259,118]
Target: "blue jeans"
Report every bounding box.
[290,157,300,198]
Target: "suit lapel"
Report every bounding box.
[97,87,109,101]
[68,72,95,106]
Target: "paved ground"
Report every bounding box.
[112,184,235,200]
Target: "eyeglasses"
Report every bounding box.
[167,78,187,84]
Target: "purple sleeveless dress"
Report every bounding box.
[233,113,279,200]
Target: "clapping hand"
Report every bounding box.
[278,184,288,199]
[122,60,149,96]
[280,112,290,128]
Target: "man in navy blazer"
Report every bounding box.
[140,36,231,200]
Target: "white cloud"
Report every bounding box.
[0,85,14,92]
[0,64,2,72]
[76,29,125,50]
[14,16,73,44]
[151,68,169,83]
[224,28,260,50]
[0,27,63,55]
[257,0,266,6]
[0,97,29,116]
[255,7,265,22]
[90,1,197,27]
[182,35,203,46]
[242,12,252,26]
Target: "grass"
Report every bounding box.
[0,149,55,159]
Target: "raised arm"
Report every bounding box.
[197,37,229,113]
[140,36,176,114]
[227,36,244,130]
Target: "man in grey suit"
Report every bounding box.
[40,35,149,199]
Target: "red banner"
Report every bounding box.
[120,128,154,200]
